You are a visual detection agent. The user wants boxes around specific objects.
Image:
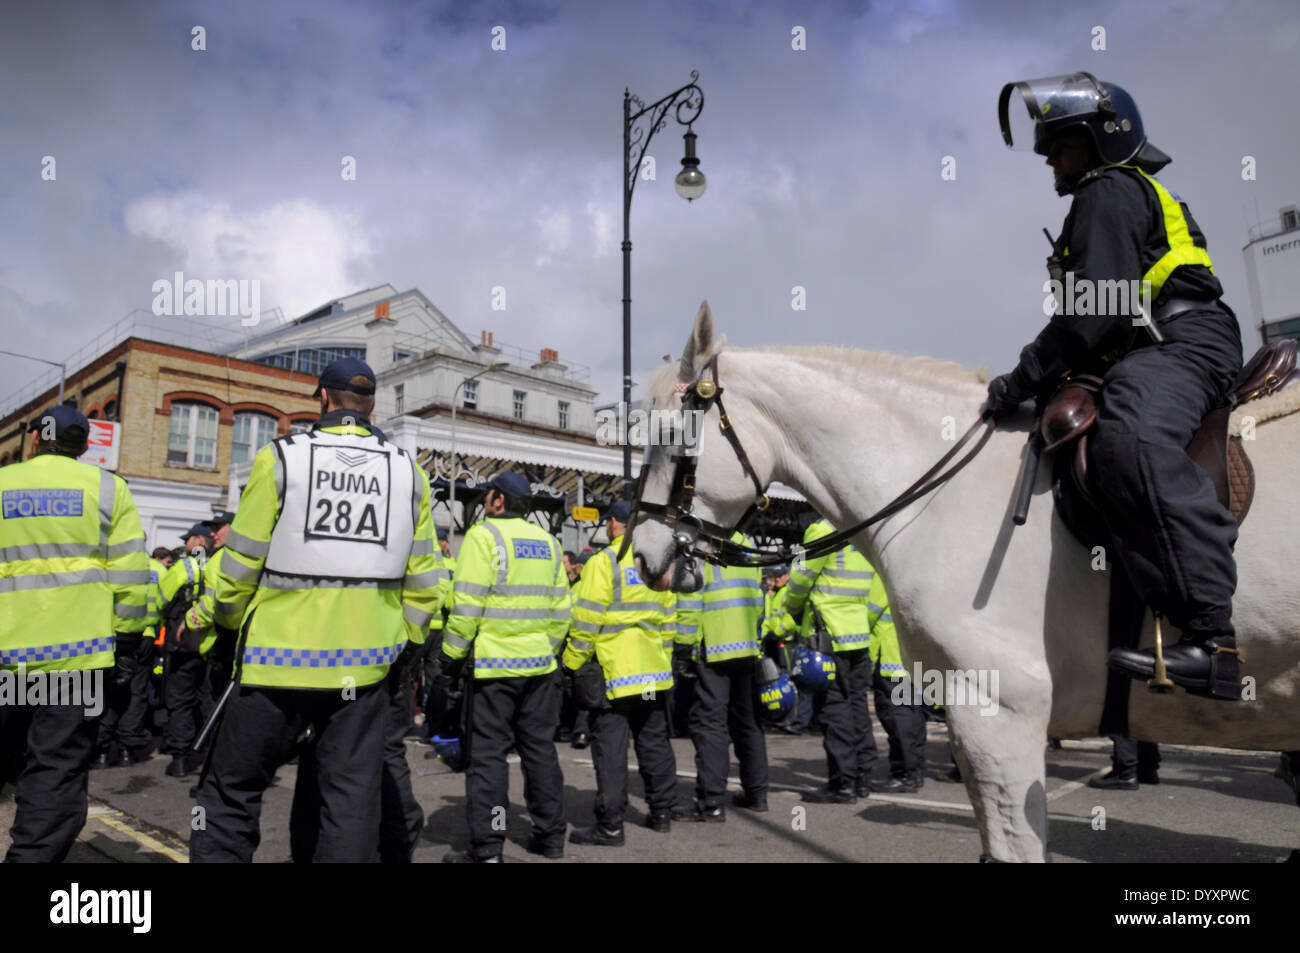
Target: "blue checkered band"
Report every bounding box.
[1,636,114,664]
[879,662,907,676]
[831,633,871,647]
[705,639,758,658]
[474,655,553,670]
[243,644,403,668]
[606,671,671,691]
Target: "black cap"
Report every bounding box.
[436,528,449,542]
[180,523,215,542]
[607,500,632,524]
[203,510,236,529]
[313,357,376,398]
[486,470,531,498]
[37,405,89,443]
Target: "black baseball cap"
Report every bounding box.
[313,357,376,398]
[37,405,89,443]
[180,523,215,542]
[607,500,632,523]
[486,471,531,498]
[204,510,236,529]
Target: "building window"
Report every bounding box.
[395,384,405,415]
[103,399,117,421]
[290,419,313,434]
[168,402,219,468]
[558,401,569,429]
[513,390,526,421]
[251,346,366,377]
[231,412,278,465]
[462,379,477,410]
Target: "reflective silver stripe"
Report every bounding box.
[675,623,699,634]
[0,567,109,592]
[701,597,763,610]
[491,584,568,598]
[567,636,593,652]
[114,602,147,618]
[825,569,874,580]
[481,521,509,587]
[478,607,570,620]
[611,600,668,613]
[704,578,761,592]
[106,538,145,559]
[785,581,812,597]
[226,530,270,559]
[455,581,492,597]
[216,599,246,619]
[410,538,434,556]
[451,605,485,619]
[98,469,115,554]
[409,458,423,532]
[662,639,673,650]
[677,598,703,611]
[574,598,607,613]
[403,570,443,589]
[0,541,102,562]
[570,618,599,634]
[549,635,564,650]
[814,584,870,597]
[223,557,260,582]
[607,548,622,604]
[259,571,402,590]
[598,619,659,636]
[443,632,470,650]
[107,569,150,585]
[403,604,433,627]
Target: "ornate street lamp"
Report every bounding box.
[622,71,705,491]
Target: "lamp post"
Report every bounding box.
[0,349,66,404]
[623,71,706,492]
[448,361,508,540]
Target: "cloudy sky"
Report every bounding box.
[1,0,1296,411]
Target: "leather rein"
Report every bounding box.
[626,353,996,568]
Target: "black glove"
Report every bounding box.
[672,643,697,680]
[438,651,466,681]
[984,368,1032,420]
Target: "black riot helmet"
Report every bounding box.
[999,72,1171,174]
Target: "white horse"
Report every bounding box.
[632,301,1300,862]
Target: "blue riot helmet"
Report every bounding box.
[432,734,466,772]
[791,646,837,693]
[755,657,798,721]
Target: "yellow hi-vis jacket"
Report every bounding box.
[675,533,761,664]
[562,534,676,700]
[443,516,571,678]
[778,519,874,652]
[865,572,905,678]
[144,557,168,642]
[213,417,445,689]
[182,547,230,657]
[160,552,205,647]
[1,453,149,672]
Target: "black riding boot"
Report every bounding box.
[1108,616,1241,701]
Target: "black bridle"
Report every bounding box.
[623,353,996,569]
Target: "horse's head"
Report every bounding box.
[631,301,778,592]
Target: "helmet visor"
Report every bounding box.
[999,72,1106,154]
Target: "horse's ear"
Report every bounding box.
[679,300,715,381]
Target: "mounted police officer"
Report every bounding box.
[191,357,443,862]
[989,72,1244,700]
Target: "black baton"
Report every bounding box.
[1012,429,1045,526]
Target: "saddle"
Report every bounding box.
[1046,338,1298,549]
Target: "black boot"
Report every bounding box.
[1108,632,1242,701]
[569,823,625,847]
[1087,770,1138,790]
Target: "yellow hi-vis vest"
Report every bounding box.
[562,534,676,700]
[675,533,761,664]
[444,516,571,679]
[214,420,444,689]
[144,557,167,641]
[865,572,905,678]
[182,548,227,657]
[780,519,874,651]
[1109,165,1215,303]
[1,454,148,672]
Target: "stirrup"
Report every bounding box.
[1210,643,1245,664]
[1146,614,1175,693]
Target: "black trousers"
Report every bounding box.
[97,635,153,754]
[590,695,677,827]
[815,648,877,789]
[1,695,101,862]
[1111,735,1160,775]
[191,682,387,863]
[872,668,927,780]
[163,649,214,757]
[689,657,768,807]
[1090,307,1243,635]
[465,672,566,858]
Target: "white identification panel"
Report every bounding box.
[304,444,392,546]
